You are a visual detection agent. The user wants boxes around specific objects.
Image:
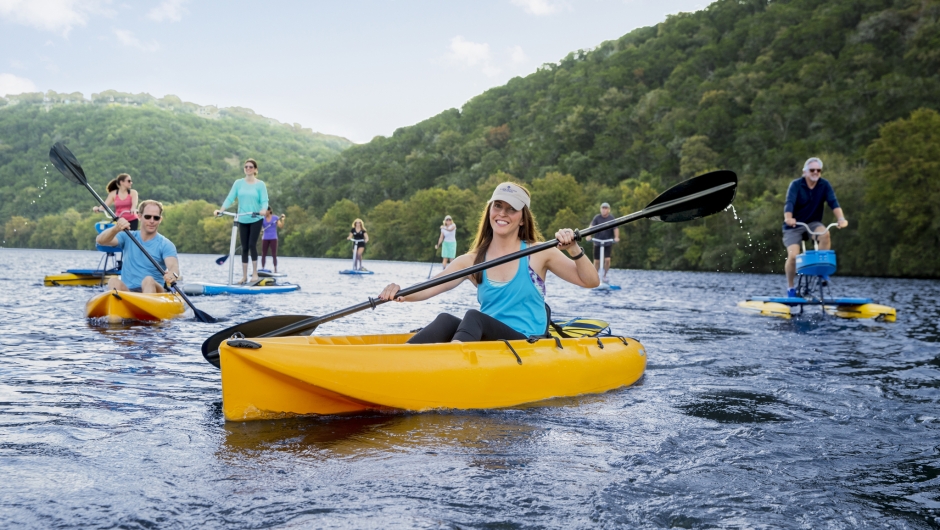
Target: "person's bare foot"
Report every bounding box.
[251,275,260,283]
[238,277,248,285]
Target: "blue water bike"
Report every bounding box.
[739,222,896,321]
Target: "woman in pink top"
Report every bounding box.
[93,173,139,230]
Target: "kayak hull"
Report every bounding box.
[45,272,117,287]
[737,300,896,322]
[219,333,647,421]
[85,290,186,323]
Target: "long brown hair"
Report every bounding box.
[106,173,131,193]
[470,183,543,284]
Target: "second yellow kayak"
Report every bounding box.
[219,333,647,421]
[85,290,186,323]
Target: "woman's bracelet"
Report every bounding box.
[569,248,586,260]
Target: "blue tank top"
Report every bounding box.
[477,241,548,337]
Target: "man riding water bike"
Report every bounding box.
[783,157,848,297]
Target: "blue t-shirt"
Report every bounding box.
[116,231,178,289]
[783,177,840,230]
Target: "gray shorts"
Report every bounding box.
[782,221,824,248]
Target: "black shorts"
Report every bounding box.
[353,241,366,250]
[593,244,613,260]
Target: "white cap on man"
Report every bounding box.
[601,202,610,209]
[489,182,530,211]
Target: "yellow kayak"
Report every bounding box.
[219,333,647,421]
[44,272,118,287]
[85,290,186,323]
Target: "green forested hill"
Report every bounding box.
[0,90,351,227]
[5,0,939,278]
[280,0,939,277]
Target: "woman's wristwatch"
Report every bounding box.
[569,248,586,260]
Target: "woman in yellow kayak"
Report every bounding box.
[379,182,598,342]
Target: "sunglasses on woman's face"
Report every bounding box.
[143,214,162,221]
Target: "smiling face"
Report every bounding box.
[244,161,257,177]
[489,200,523,238]
[140,203,163,236]
[804,160,823,182]
[120,175,133,191]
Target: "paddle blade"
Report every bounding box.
[202,314,316,368]
[215,254,229,266]
[645,170,737,222]
[49,142,88,185]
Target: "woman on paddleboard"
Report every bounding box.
[379,182,598,343]
[347,219,369,271]
[93,173,139,230]
[435,215,457,268]
[214,158,268,284]
[261,207,284,273]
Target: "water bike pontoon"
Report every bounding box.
[179,211,300,296]
[44,220,122,286]
[738,222,896,321]
[339,240,373,275]
[590,239,621,291]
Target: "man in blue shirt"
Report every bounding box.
[783,157,848,297]
[96,200,180,293]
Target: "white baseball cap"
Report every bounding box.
[489,182,530,211]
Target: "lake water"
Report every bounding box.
[1,247,938,528]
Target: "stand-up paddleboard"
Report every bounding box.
[258,269,287,278]
[181,281,300,296]
[591,239,621,291]
[182,211,301,295]
[340,240,374,275]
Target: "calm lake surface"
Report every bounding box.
[1,247,938,528]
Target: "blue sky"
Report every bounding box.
[1,0,707,143]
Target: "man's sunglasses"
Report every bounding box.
[143,214,162,221]
[808,168,823,173]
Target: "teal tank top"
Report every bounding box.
[477,241,548,337]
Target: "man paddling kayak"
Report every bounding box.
[783,157,848,297]
[96,200,180,293]
[379,182,599,343]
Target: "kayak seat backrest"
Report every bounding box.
[94,221,119,254]
[549,318,612,338]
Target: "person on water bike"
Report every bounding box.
[783,157,848,297]
[96,200,180,294]
[585,202,619,284]
[378,182,599,343]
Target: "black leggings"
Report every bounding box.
[407,310,527,344]
[238,221,262,263]
[262,239,278,269]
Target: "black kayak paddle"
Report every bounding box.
[49,142,218,324]
[200,169,737,367]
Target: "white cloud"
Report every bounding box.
[147,0,186,22]
[449,36,501,77]
[114,29,160,52]
[0,73,37,97]
[510,45,527,64]
[510,0,560,16]
[0,0,106,36]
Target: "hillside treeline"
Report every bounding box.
[3,0,939,278]
[274,0,935,277]
[0,92,351,228]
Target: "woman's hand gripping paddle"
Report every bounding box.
[200,170,737,368]
[49,142,218,324]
